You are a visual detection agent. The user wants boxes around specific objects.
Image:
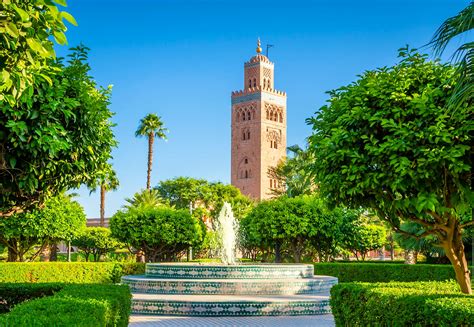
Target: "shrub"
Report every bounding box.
[0,262,145,284]
[111,206,204,262]
[330,281,474,326]
[0,283,61,313]
[0,284,131,326]
[314,262,470,282]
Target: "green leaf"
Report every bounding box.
[61,11,78,26]
[12,5,29,21]
[53,31,67,45]
[6,23,19,37]
[54,0,68,7]
[9,158,16,169]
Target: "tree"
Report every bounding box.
[429,2,473,109]
[0,0,77,105]
[341,221,386,261]
[307,49,473,293]
[0,194,86,261]
[89,165,119,227]
[269,145,316,197]
[135,114,167,190]
[124,189,165,209]
[110,206,204,262]
[1,46,117,217]
[72,227,121,262]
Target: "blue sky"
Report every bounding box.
[57,0,468,218]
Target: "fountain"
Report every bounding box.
[122,203,338,316]
[215,202,238,265]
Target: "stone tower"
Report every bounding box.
[231,39,287,200]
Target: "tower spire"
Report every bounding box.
[256,38,262,54]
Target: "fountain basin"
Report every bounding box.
[145,263,314,279]
[123,263,338,316]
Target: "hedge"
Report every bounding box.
[330,281,474,326]
[0,262,145,284]
[0,283,131,326]
[313,263,471,282]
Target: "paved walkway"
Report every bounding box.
[129,314,335,326]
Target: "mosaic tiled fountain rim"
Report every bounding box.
[145,263,315,279]
[123,275,338,295]
[131,299,331,316]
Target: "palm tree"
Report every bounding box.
[135,114,168,190]
[429,2,473,109]
[99,170,119,227]
[124,189,166,209]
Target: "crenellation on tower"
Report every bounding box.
[231,39,287,200]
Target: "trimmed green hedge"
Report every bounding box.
[0,262,145,284]
[0,283,131,326]
[330,281,474,326]
[314,263,469,282]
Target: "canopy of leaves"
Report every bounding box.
[306,49,473,236]
[0,0,77,105]
[72,227,121,262]
[340,218,387,261]
[135,113,168,139]
[0,46,117,216]
[110,205,204,262]
[0,193,86,261]
[155,177,253,220]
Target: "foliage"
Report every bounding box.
[124,189,166,209]
[0,194,86,261]
[269,144,315,197]
[72,227,122,262]
[313,262,470,283]
[307,48,473,292]
[110,206,204,262]
[0,0,77,104]
[430,2,473,109]
[156,177,253,221]
[0,283,131,327]
[0,45,117,217]
[340,220,386,261]
[241,196,356,263]
[330,281,474,326]
[0,283,61,314]
[0,262,145,284]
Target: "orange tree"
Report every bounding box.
[307,48,473,293]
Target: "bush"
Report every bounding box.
[0,283,61,313]
[0,262,145,284]
[330,281,474,326]
[0,283,131,326]
[314,262,471,282]
[111,206,204,262]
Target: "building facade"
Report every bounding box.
[231,39,287,200]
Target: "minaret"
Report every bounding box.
[231,39,287,200]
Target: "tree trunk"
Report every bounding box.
[41,245,51,262]
[49,243,58,261]
[274,240,282,263]
[404,249,416,264]
[7,245,17,262]
[100,184,106,227]
[442,227,472,294]
[146,133,154,190]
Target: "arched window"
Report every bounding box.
[253,78,256,87]
[245,170,249,179]
[279,113,283,123]
[242,131,246,140]
[248,79,252,88]
[244,158,248,164]
[268,79,271,88]
[247,131,250,139]
[274,142,278,149]
[266,110,269,119]
[247,111,251,120]
[263,79,266,88]
[242,112,246,121]
[270,179,273,188]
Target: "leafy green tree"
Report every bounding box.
[72,227,121,262]
[124,189,165,209]
[0,46,117,217]
[307,49,473,293]
[110,206,204,262]
[269,145,315,198]
[135,114,168,190]
[0,0,77,105]
[0,194,86,261]
[341,221,386,261]
[430,2,473,109]
[156,177,253,221]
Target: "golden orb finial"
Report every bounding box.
[256,38,262,54]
